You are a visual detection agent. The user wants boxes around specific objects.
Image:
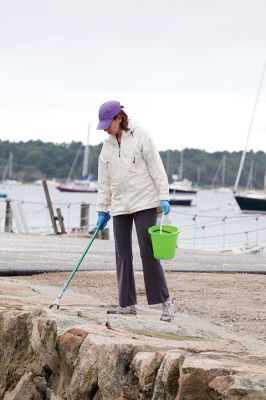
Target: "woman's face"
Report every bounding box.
[105,115,122,136]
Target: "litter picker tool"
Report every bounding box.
[49,227,100,309]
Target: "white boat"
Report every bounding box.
[169,178,197,206]
[169,178,197,194]
[169,150,197,206]
[56,123,98,193]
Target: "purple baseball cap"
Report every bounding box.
[96,100,124,130]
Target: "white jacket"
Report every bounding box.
[96,120,169,216]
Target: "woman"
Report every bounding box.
[96,100,175,322]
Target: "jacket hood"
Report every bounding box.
[105,119,142,145]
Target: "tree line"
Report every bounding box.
[0,139,265,188]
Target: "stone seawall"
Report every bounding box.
[0,310,266,400]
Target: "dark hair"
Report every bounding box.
[114,110,129,131]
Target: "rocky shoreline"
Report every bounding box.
[1,309,266,399]
[1,232,266,398]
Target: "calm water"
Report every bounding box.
[0,183,266,252]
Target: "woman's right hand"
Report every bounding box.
[97,212,111,230]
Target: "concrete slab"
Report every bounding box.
[0,233,266,274]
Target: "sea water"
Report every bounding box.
[0,184,265,252]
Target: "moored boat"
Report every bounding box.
[233,58,266,214]
[56,123,98,194]
[169,178,197,194]
[56,180,98,193]
[169,177,197,206]
[234,191,266,213]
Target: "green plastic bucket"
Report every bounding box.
[148,217,179,260]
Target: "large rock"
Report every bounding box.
[67,335,139,400]
[0,311,34,396]
[0,310,266,400]
[2,372,46,400]
[179,353,266,399]
[131,351,165,399]
[152,351,184,400]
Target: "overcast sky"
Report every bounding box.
[0,0,266,152]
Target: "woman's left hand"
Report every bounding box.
[160,200,170,215]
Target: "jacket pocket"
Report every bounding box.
[131,147,144,165]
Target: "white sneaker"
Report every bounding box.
[160,299,176,322]
[107,305,137,315]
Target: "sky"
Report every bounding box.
[0,0,266,152]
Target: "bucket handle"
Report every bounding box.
[160,213,169,235]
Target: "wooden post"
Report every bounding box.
[96,227,110,240]
[42,180,58,234]
[102,227,110,240]
[4,199,12,233]
[80,203,90,232]
[56,208,66,234]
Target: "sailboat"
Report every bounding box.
[1,152,21,186]
[56,124,98,193]
[212,156,231,193]
[1,152,20,196]
[234,58,266,213]
[169,150,197,206]
[234,171,266,213]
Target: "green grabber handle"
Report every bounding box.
[49,227,101,309]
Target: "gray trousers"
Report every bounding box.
[113,208,169,307]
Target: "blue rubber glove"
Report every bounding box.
[97,211,111,230]
[160,200,170,215]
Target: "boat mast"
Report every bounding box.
[67,147,82,182]
[234,57,266,192]
[8,152,13,179]
[221,155,226,186]
[179,150,183,180]
[211,159,222,188]
[246,160,254,190]
[82,122,91,180]
[1,152,12,181]
[2,160,8,181]
[197,167,201,187]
